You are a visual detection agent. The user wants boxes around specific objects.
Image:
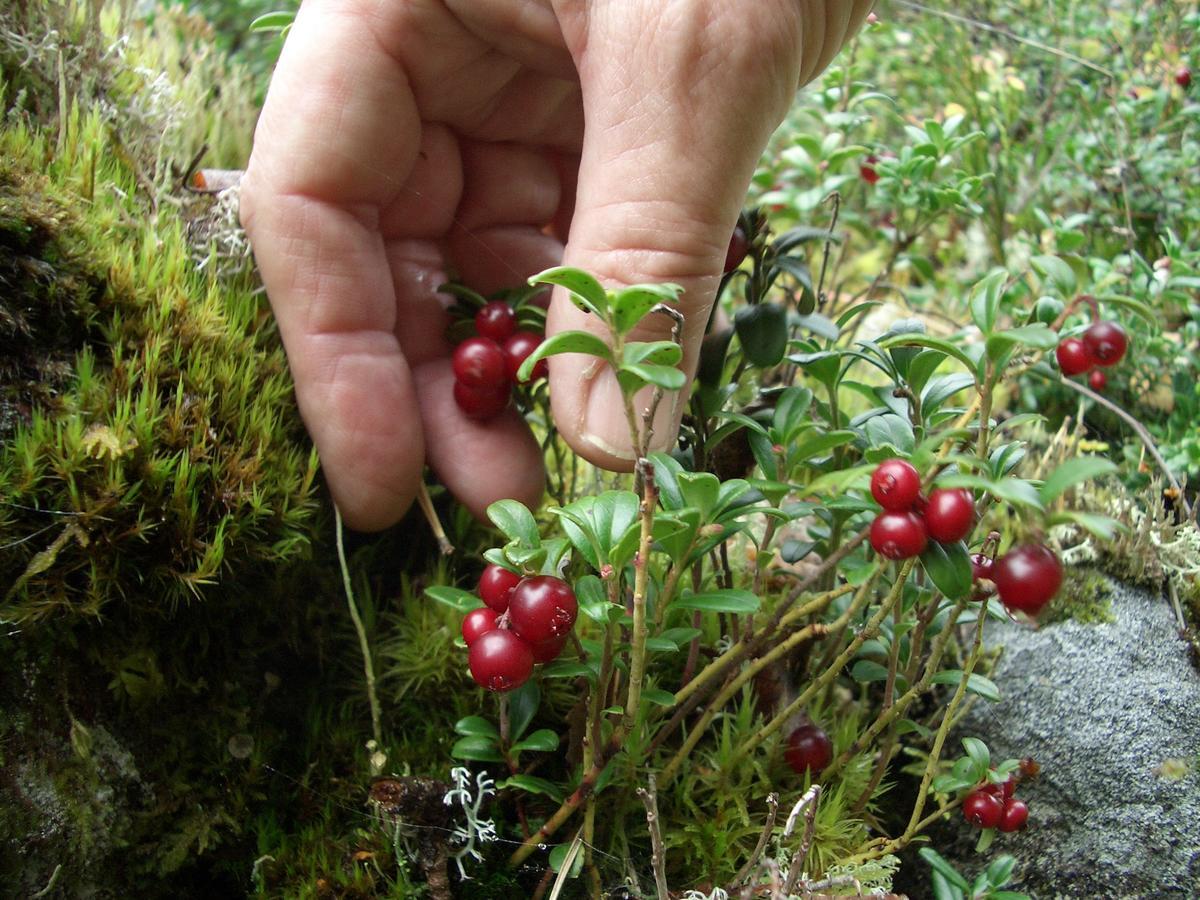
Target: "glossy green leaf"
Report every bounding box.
[920,849,971,892]
[500,774,565,804]
[933,670,1001,702]
[1040,456,1119,504]
[1048,510,1124,540]
[425,585,483,614]
[451,735,504,762]
[488,499,539,545]
[735,303,789,367]
[968,270,1007,334]
[248,11,296,31]
[530,266,607,316]
[623,340,682,368]
[454,716,499,739]
[508,681,540,741]
[880,333,976,374]
[511,728,558,753]
[672,589,760,614]
[617,362,687,393]
[611,283,681,334]
[920,541,974,600]
[641,688,675,707]
[517,330,611,382]
[1031,254,1076,294]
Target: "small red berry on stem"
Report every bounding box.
[860,155,881,185]
[994,544,1063,616]
[508,575,579,644]
[530,634,568,664]
[462,607,499,645]
[785,724,833,775]
[870,511,929,560]
[1082,320,1128,367]
[971,553,995,585]
[999,798,1029,833]
[1177,66,1192,89]
[468,629,534,692]
[925,488,975,543]
[1088,369,1107,392]
[474,301,517,343]
[453,381,511,420]
[1055,338,1093,376]
[453,337,510,389]
[871,459,922,511]
[963,790,1004,829]
[503,331,548,383]
[479,563,521,613]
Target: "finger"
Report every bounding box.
[414,360,546,521]
[546,1,872,469]
[241,0,426,531]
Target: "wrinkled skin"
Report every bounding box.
[241,0,873,530]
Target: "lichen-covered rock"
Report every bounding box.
[947,580,1200,898]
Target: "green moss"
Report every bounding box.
[1042,569,1116,626]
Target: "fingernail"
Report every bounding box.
[579,365,682,461]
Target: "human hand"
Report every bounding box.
[240,0,873,531]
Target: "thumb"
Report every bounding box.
[547,1,870,469]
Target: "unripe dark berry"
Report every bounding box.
[724,225,749,274]
[870,511,928,560]
[994,544,1063,616]
[475,301,517,343]
[925,488,975,543]
[963,790,1004,829]
[1082,320,1128,367]
[784,724,833,775]
[479,564,521,613]
[999,798,1029,833]
[468,629,534,692]
[1088,369,1107,392]
[871,459,922,511]
[453,337,510,389]
[1055,338,1093,377]
[462,607,498,645]
[503,331,548,383]
[508,575,579,645]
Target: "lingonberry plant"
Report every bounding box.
[421,231,1124,894]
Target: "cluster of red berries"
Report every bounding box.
[972,543,1063,618]
[452,301,548,420]
[1054,319,1128,393]
[868,459,975,560]
[785,723,833,777]
[963,774,1029,833]
[462,565,578,692]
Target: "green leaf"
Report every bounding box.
[499,774,566,803]
[671,590,760,614]
[623,341,683,368]
[1047,510,1124,540]
[617,362,687,392]
[920,541,974,600]
[548,836,585,876]
[933,670,1001,702]
[512,728,558,753]
[988,477,1044,510]
[611,284,681,335]
[968,271,1006,334]
[920,849,971,892]
[931,871,966,900]
[454,716,499,739]
[790,429,857,463]
[451,735,504,762]
[508,681,541,741]
[851,660,891,684]
[962,737,991,772]
[576,575,622,624]
[986,324,1059,361]
[530,266,607,316]
[248,11,296,31]
[517,330,612,382]
[425,585,483,614]
[985,855,1018,888]
[1040,456,1118,504]
[794,312,839,341]
[735,303,789,367]
[864,414,916,454]
[641,688,675,707]
[879,333,977,374]
[488,499,540,546]
[1031,254,1076,295]
[540,660,596,680]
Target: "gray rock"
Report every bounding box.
[954,579,1200,899]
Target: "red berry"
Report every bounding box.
[502,331,549,383]
[860,155,880,185]
[462,607,499,645]
[453,380,510,420]
[925,488,975,543]
[724,225,749,274]
[784,724,833,775]
[994,544,1063,616]
[453,337,510,390]
[963,790,1004,829]
[999,798,1029,833]
[1082,320,1128,367]
[508,576,579,645]
[1088,369,1107,391]
[475,301,517,343]
[479,564,521,613]
[530,634,568,664]
[468,629,534,692]
[1055,338,1093,376]
[870,459,922,511]
[870,511,928,560]
[971,553,995,585]
[982,775,1016,800]
[1177,67,1192,89]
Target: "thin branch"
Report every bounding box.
[729,793,780,892]
[636,775,669,900]
[335,507,383,750]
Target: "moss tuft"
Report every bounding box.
[1043,569,1116,626]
